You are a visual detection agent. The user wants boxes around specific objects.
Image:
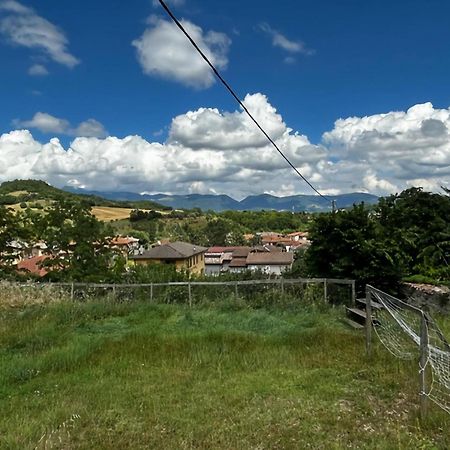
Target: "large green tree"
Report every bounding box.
[38,200,113,281]
[377,187,450,281]
[305,203,406,290]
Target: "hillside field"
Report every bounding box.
[0,288,449,449]
[91,206,137,222]
[7,203,161,223]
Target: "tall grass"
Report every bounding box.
[0,288,449,449]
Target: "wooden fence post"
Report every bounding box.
[365,286,372,357]
[419,313,429,420]
[351,280,356,306]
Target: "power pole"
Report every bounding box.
[332,200,337,213]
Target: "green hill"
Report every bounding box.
[0,179,171,211]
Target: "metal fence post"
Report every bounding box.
[234,281,238,298]
[150,283,153,302]
[280,278,284,295]
[323,279,327,303]
[188,282,192,307]
[365,286,372,357]
[419,313,429,420]
[70,282,74,301]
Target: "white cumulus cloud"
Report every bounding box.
[322,102,450,193]
[132,16,230,89]
[168,93,287,150]
[2,96,450,199]
[0,0,79,68]
[14,112,107,138]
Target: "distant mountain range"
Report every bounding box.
[64,187,378,212]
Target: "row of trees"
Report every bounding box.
[301,188,449,290]
[1,187,448,289]
[127,209,311,247]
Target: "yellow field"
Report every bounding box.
[91,207,134,221]
[8,203,167,222]
[8,191,30,197]
[8,204,132,221]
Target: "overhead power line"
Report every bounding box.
[158,0,331,205]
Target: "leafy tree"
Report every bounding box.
[129,209,162,222]
[38,200,113,281]
[203,218,246,246]
[377,188,450,281]
[204,218,230,246]
[0,206,20,267]
[305,204,405,290]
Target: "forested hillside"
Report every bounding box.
[0,180,170,211]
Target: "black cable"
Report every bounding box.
[158,0,331,205]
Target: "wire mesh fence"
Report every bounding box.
[0,278,355,309]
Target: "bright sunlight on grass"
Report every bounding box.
[1,294,449,449]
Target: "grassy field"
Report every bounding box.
[91,206,136,221]
[0,292,449,449]
[8,203,166,223]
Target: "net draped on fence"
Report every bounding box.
[368,286,450,415]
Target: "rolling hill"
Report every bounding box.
[0,180,170,211]
[64,186,379,211]
[0,180,378,213]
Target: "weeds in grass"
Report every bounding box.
[0,287,449,449]
[0,282,68,309]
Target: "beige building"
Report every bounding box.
[129,241,207,275]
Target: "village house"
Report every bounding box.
[205,245,293,275]
[30,241,48,257]
[129,241,207,275]
[286,231,309,242]
[228,247,251,274]
[3,240,30,265]
[246,251,294,275]
[109,236,140,258]
[204,246,238,275]
[16,255,50,278]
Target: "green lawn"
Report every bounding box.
[0,298,448,449]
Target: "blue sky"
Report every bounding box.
[0,0,449,198]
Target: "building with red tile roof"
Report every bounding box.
[17,255,51,277]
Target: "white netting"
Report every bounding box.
[423,315,450,414]
[368,286,450,415]
[371,289,421,359]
